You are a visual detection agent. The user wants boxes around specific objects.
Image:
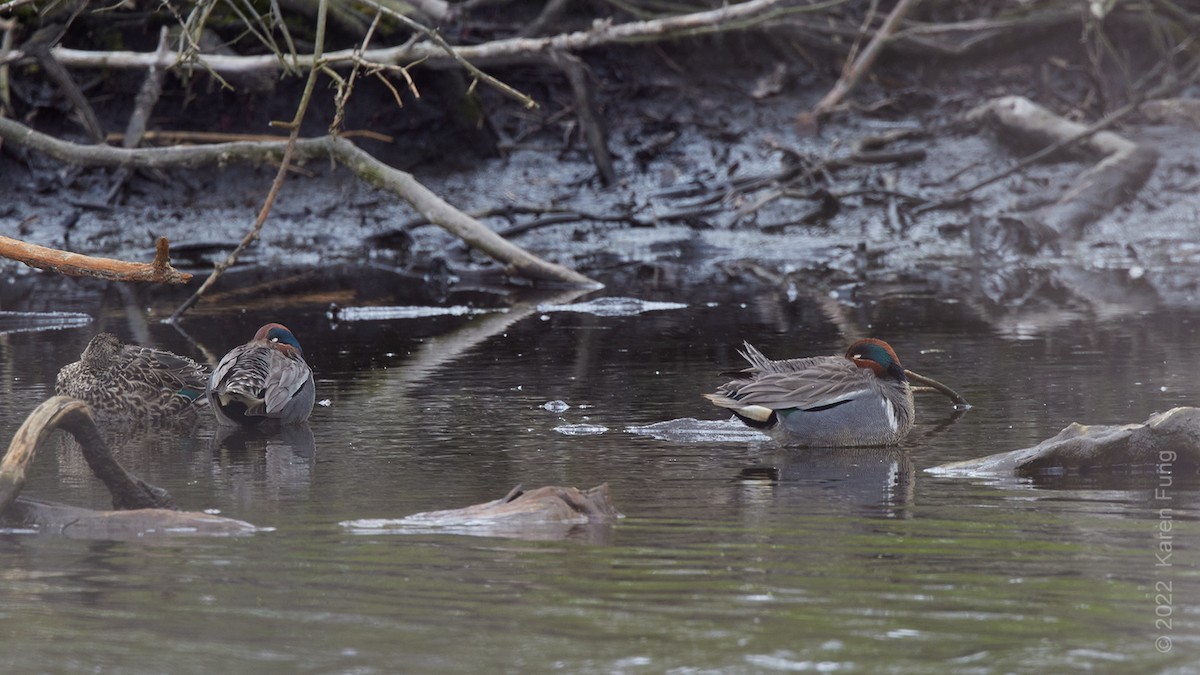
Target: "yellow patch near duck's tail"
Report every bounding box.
[705,393,775,423]
[731,404,774,423]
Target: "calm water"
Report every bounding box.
[1,287,1198,674]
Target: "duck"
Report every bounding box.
[206,323,315,427]
[55,333,209,421]
[705,339,914,447]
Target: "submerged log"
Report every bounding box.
[342,484,622,540]
[928,407,1200,478]
[4,498,256,539]
[0,396,257,538]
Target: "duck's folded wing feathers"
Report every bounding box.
[719,359,873,412]
[262,352,311,414]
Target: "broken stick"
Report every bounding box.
[0,235,192,284]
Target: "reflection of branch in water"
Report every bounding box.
[168,317,224,368]
[385,287,592,388]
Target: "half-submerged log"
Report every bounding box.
[0,396,256,539]
[342,484,622,540]
[928,407,1200,479]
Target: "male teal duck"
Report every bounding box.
[705,339,914,447]
[55,333,209,421]
[206,323,315,427]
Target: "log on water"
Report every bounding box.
[1,396,258,539]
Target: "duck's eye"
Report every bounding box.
[271,337,279,343]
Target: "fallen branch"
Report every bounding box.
[0,397,174,512]
[0,234,193,284]
[0,117,599,287]
[3,0,795,75]
[906,369,969,407]
[23,24,106,143]
[964,95,1158,238]
[106,26,171,204]
[105,129,394,144]
[549,51,616,186]
[0,396,257,538]
[805,0,920,123]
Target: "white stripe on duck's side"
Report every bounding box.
[882,397,899,433]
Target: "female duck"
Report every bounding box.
[207,323,315,427]
[55,333,209,421]
[705,339,914,447]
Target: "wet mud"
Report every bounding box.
[3,31,1199,334]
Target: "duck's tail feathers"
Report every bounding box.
[704,393,777,429]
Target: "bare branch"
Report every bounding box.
[168,0,331,322]
[4,0,796,76]
[0,117,599,287]
[0,234,193,284]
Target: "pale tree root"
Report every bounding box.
[0,117,600,287]
[0,396,257,538]
[966,95,1158,240]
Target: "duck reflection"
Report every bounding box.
[209,423,316,498]
[737,447,915,513]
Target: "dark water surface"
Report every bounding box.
[2,290,1198,674]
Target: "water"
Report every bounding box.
[1,290,1198,673]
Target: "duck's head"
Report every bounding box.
[845,338,906,383]
[81,333,124,364]
[254,323,303,355]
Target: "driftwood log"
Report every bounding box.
[342,483,622,540]
[929,407,1200,479]
[0,396,256,538]
[966,95,1159,239]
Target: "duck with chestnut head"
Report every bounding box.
[705,339,915,447]
[207,323,315,427]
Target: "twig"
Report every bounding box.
[549,51,615,185]
[363,0,537,110]
[0,235,192,284]
[808,0,920,118]
[330,9,382,135]
[106,27,172,204]
[167,0,330,323]
[906,369,969,407]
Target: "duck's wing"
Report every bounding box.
[710,355,874,412]
[262,349,313,415]
[125,345,210,395]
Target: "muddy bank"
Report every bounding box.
[4,21,1200,332]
